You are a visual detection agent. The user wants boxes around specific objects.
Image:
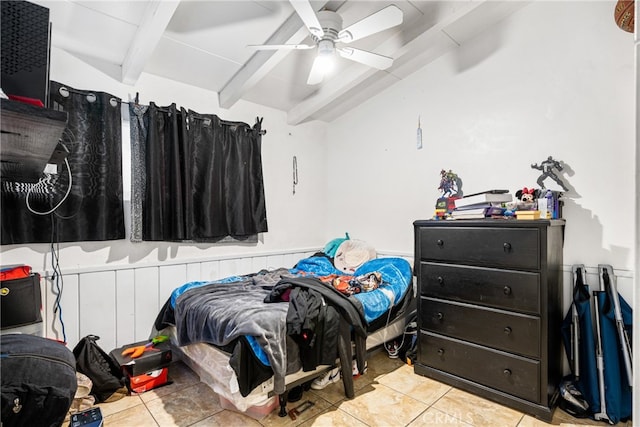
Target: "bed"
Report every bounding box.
[153,249,414,417]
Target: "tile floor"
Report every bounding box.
[94,351,633,427]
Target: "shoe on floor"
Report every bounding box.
[287,385,303,402]
[311,367,341,390]
[352,359,368,377]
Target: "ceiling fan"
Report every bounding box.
[249,0,403,85]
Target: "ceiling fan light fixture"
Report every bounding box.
[317,39,336,73]
[317,39,335,56]
[252,1,404,85]
[315,55,334,74]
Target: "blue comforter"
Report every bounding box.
[292,256,413,323]
[160,256,412,395]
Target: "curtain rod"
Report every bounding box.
[57,87,266,135]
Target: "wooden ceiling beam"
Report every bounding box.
[121,0,181,85]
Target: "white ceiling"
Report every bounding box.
[32,0,530,124]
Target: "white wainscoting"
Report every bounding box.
[40,249,319,352]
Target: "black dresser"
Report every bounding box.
[413,219,565,422]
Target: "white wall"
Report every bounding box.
[325,1,635,273]
[0,47,330,273]
[324,0,638,404]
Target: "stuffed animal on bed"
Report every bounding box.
[334,239,376,274]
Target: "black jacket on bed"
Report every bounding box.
[266,277,368,375]
[286,286,340,371]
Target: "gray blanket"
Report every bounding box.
[172,269,293,394]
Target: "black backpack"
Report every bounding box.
[72,335,126,403]
[1,334,77,427]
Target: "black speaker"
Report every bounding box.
[1,0,51,107]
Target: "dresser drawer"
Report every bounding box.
[418,227,540,270]
[419,262,540,314]
[419,331,541,403]
[420,298,540,358]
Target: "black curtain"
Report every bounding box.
[1,81,125,244]
[130,104,267,242]
[143,103,189,241]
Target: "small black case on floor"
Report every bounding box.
[69,407,103,427]
[1,334,77,427]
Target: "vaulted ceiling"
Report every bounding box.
[32,0,529,124]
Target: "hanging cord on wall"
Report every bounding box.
[25,142,73,216]
[50,215,67,343]
[292,156,298,195]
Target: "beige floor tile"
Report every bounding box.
[140,361,201,403]
[378,364,451,406]
[432,388,524,427]
[307,375,361,405]
[96,393,144,418]
[360,350,406,382]
[336,382,429,427]
[103,403,159,426]
[260,396,333,426]
[144,382,223,427]
[104,348,636,427]
[298,407,369,427]
[407,407,474,427]
[189,409,263,426]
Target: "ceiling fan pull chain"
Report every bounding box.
[293,156,299,195]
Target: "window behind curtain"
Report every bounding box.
[129,103,267,242]
[1,81,125,244]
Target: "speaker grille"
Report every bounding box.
[1,1,50,76]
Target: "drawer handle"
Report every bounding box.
[503,286,512,296]
[436,239,444,246]
[503,369,512,377]
[436,312,444,321]
[437,276,444,286]
[437,348,445,356]
[503,242,512,252]
[503,326,512,335]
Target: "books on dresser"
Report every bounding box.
[451,205,505,219]
[454,190,512,209]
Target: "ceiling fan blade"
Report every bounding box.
[248,44,314,50]
[290,0,324,38]
[307,55,326,85]
[337,47,393,70]
[337,5,403,43]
